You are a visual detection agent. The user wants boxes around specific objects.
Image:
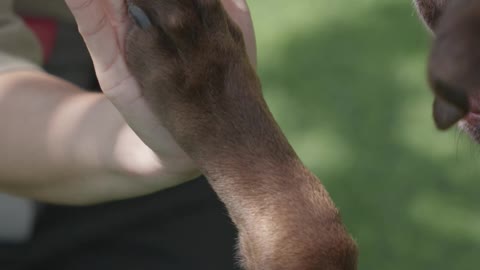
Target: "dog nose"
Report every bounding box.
[430,78,469,130]
[426,0,480,130]
[432,94,469,130]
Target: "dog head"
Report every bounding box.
[414,0,480,134]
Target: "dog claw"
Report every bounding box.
[128,3,152,30]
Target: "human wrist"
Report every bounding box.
[109,124,162,176]
[109,123,200,182]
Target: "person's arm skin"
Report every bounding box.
[0,70,199,205]
[0,0,256,205]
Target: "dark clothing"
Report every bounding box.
[1,177,239,270]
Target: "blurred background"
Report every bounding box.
[249,0,480,269]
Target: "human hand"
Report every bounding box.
[124,0,260,160]
[65,0,257,175]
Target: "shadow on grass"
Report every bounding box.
[257,1,480,269]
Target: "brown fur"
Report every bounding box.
[414,0,447,30]
[124,0,358,269]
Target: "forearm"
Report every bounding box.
[0,70,197,205]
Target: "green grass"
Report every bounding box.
[249,0,480,269]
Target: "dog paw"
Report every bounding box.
[125,0,257,147]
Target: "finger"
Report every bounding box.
[221,0,257,67]
[103,0,129,51]
[66,0,131,91]
[66,0,119,71]
[103,0,128,27]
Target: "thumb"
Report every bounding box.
[222,0,257,67]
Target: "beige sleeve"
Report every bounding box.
[0,0,43,73]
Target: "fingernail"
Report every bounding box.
[232,0,248,11]
[128,3,152,29]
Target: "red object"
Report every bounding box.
[22,16,58,63]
